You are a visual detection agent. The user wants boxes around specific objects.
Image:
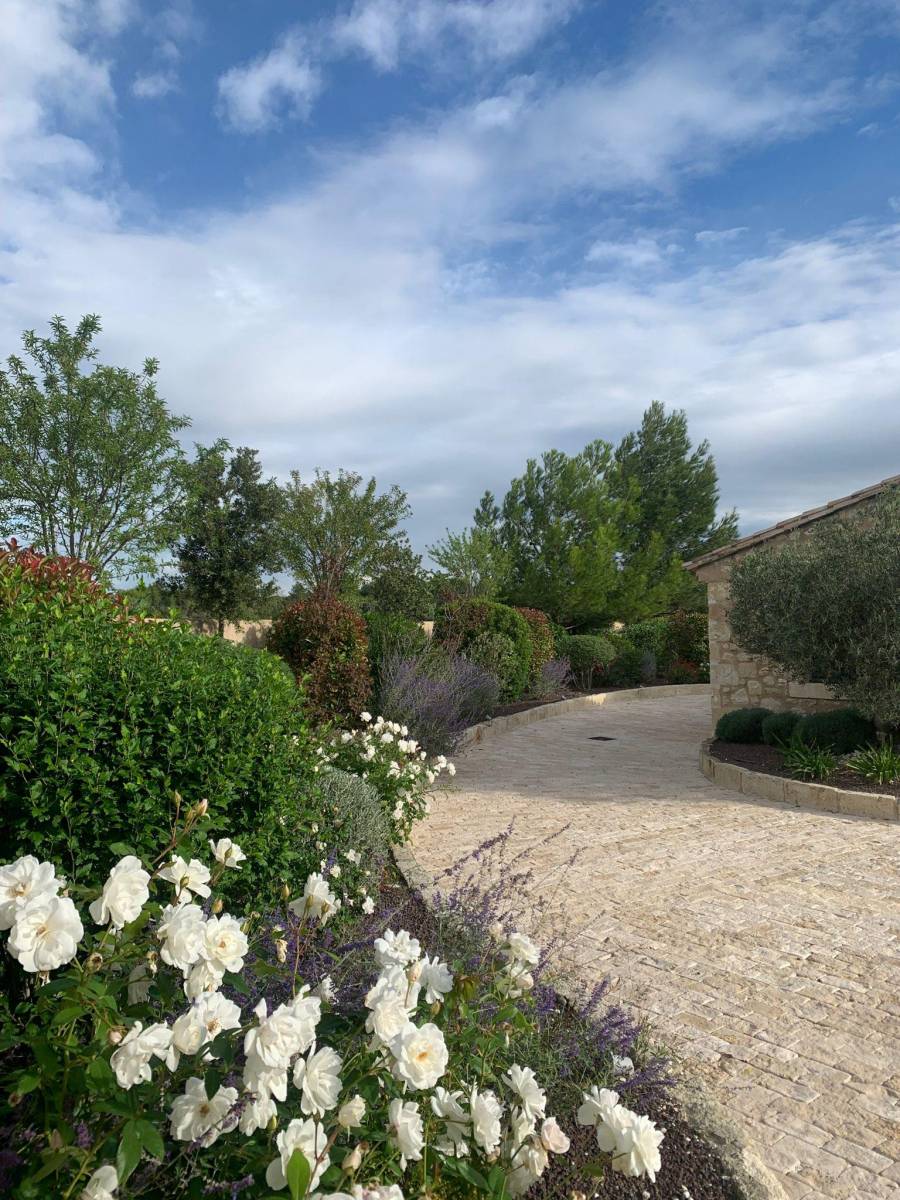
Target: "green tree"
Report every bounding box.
[0,314,189,576]
[362,542,434,619]
[428,525,510,600]
[279,468,411,599]
[172,440,282,635]
[611,401,738,610]
[496,441,624,627]
[729,491,900,725]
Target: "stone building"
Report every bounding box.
[685,474,899,727]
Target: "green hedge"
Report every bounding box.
[514,607,556,690]
[760,711,802,746]
[434,598,533,700]
[795,708,877,754]
[714,707,772,743]
[558,633,616,690]
[365,609,429,691]
[0,570,320,906]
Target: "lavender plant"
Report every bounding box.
[377,649,500,754]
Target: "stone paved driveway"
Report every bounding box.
[410,693,900,1200]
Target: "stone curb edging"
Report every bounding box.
[460,683,712,749]
[391,839,787,1200]
[700,740,899,822]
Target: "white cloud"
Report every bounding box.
[132,71,178,99]
[696,227,749,244]
[586,236,677,270]
[217,33,321,132]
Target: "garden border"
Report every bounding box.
[393,836,786,1200]
[460,683,712,748]
[700,740,899,822]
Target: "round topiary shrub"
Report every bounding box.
[433,598,532,700]
[0,557,320,906]
[465,630,521,701]
[315,766,391,867]
[761,710,802,747]
[714,707,773,743]
[514,606,555,690]
[268,592,372,725]
[795,708,877,754]
[604,637,647,688]
[558,633,616,690]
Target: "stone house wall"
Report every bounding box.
[694,530,843,728]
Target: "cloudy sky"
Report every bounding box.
[2,0,899,564]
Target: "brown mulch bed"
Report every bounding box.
[709,739,900,799]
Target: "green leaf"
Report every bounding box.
[109,842,136,857]
[203,1066,221,1097]
[51,1004,86,1027]
[455,1161,491,1192]
[14,1072,41,1095]
[116,1120,142,1182]
[86,1057,115,1086]
[136,1119,165,1161]
[286,1148,311,1200]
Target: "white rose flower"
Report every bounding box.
[356,1188,404,1200]
[289,872,338,924]
[89,856,150,931]
[0,856,62,930]
[79,1164,119,1200]
[373,929,421,968]
[431,1086,470,1156]
[392,1022,448,1090]
[266,1117,330,1191]
[505,932,540,968]
[576,1086,620,1132]
[610,1112,664,1181]
[110,1021,173,1088]
[158,855,211,901]
[239,1092,278,1135]
[504,1065,546,1122]
[7,894,83,972]
[365,964,417,1012]
[612,1053,634,1078]
[447,763,456,776]
[200,913,247,973]
[362,896,375,915]
[338,1093,366,1128]
[171,991,242,1065]
[496,963,534,999]
[360,711,372,722]
[315,974,336,1003]
[506,1138,549,1196]
[157,903,206,971]
[293,1043,343,1115]
[183,958,225,1000]
[208,838,246,870]
[243,1051,288,1101]
[369,996,414,1048]
[420,955,453,1003]
[388,1098,424,1167]
[469,1085,503,1154]
[244,998,311,1069]
[169,1076,238,1146]
[540,1116,570,1153]
[171,1008,205,1061]
[289,989,323,1050]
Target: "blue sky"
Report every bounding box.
[2,0,899,572]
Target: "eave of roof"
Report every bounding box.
[685,473,900,573]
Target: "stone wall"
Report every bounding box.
[191,619,272,647]
[695,543,842,728]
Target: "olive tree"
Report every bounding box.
[729,491,900,725]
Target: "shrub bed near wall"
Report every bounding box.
[433,597,533,700]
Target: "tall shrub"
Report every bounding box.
[515,606,555,689]
[433,598,533,700]
[268,592,372,725]
[0,553,319,903]
[729,491,900,725]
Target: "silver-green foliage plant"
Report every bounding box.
[316,767,392,866]
[0,810,665,1199]
[728,491,900,726]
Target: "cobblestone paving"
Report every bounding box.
[410,694,900,1200]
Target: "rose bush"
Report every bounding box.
[0,817,663,1199]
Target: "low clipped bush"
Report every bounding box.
[268,592,372,725]
[795,708,877,754]
[465,629,521,700]
[714,706,773,743]
[761,710,802,746]
[604,637,649,688]
[0,560,320,906]
[558,633,616,690]
[433,597,532,700]
[515,606,556,690]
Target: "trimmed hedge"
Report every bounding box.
[761,710,802,747]
[604,636,649,688]
[714,707,773,743]
[515,607,556,690]
[433,598,532,700]
[558,633,616,690]
[795,708,877,754]
[0,565,319,904]
[365,609,429,692]
[268,593,372,725]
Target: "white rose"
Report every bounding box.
[244,998,311,1069]
[0,856,62,930]
[392,1022,448,1090]
[169,1076,238,1146]
[373,929,421,968]
[506,1138,549,1196]
[610,1112,664,1181]
[338,1093,366,1128]
[362,896,375,915]
[388,1098,424,1167]
[183,958,225,1000]
[157,903,206,971]
[540,1116,570,1154]
[158,855,211,901]
[576,1086,620,1132]
[431,1086,469,1157]
[369,996,414,1047]
[503,1064,546,1122]
[171,1008,205,1061]
[110,1021,173,1088]
[239,1092,278,1135]
[289,872,338,924]
[208,838,246,870]
[79,1164,119,1200]
[7,894,83,972]
[243,1050,288,1101]
[266,1118,330,1191]
[505,932,540,968]
[470,1085,503,1154]
[292,1043,343,1116]
[420,955,453,1003]
[200,913,247,973]
[89,856,150,930]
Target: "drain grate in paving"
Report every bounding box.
[588,735,616,741]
